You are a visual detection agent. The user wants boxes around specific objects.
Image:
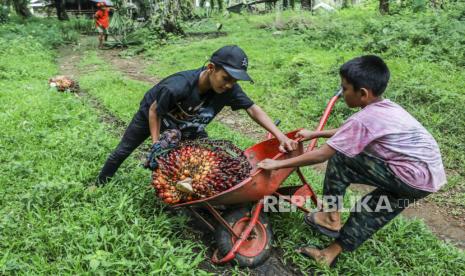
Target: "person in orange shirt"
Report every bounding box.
[94,2,110,49]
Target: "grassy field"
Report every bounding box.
[0,23,209,275]
[1,8,465,275]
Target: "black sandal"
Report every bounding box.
[295,245,340,268]
[304,212,340,238]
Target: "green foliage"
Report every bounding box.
[303,7,465,67]
[109,10,145,47]
[2,11,465,275]
[0,22,209,275]
[107,1,197,48]
[64,17,95,34]
[79,51,151,122]
[0,18,80,47]
[153,0,196,33]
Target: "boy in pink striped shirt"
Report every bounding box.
[258,55,446,267]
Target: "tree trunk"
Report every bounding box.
[283,0,295,9]
[55,0,69,20]
[283,0,289,9]
[13,0,32,18]
[379,0,389,14]
[301,0,312,10]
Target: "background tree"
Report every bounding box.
[0,0,10,22]
[9,0,32,18]
[301,0,312,10]
[379,0,389,14]
[107,0,195,47]
[283,0,295,9]
[54,0,69,20]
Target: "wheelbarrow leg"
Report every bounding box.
[205,202,239,239]
[295,167,319,206]
[211,200,265,265]
[188,206,215,232]
[274,167,320,213]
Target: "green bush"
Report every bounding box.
[65,17,95,34]
[0,18,81,48]
[303,7,465,66]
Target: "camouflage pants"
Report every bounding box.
[323,151,430,251]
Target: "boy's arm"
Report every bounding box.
[147,85,183,143]
[296,128,339,141]
[148,101,161,143]
[257,144,336,170]
[246,104,297,152]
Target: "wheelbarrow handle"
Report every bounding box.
[263,88,341,162]
[271,87,342,155]
[306,88,342,152]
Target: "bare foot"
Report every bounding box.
[313,211,342,231]
[296,247,336,267]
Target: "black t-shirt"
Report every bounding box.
[139,67,254,138]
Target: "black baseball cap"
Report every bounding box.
[210,45,253,83]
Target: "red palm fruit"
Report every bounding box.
[152,140,251,204]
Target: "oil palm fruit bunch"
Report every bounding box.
[152,139,251,204]
[48,75,79,92]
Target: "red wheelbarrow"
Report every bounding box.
[170,90,342,267]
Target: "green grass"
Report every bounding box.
[0,25,208,275]
[79,51,151,122]
[143,8,465,210]
[2,11,465,275]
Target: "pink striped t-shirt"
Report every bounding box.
[327,99,446,192]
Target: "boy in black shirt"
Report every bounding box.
[97,45,297,184]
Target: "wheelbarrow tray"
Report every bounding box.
[172,130,303,208]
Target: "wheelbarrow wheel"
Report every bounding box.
[215,207,273,267]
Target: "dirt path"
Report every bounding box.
[57,40,305,275]
[87,46,465,251]
[57,43,127,134]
